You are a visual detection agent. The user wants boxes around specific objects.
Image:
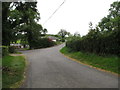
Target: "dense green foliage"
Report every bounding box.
[2,55,26,88]
[2,46,9,57]
[30,38,56,49]
[60,47,120,74]
[2,2,11,46]
[2,2,49,49]
[58,29,70,42]
[66,36,81,51]
[8,46,16,53]
[66,1,120,56]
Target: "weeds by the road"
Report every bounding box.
[2,55,26,88]
[60,47,120,74]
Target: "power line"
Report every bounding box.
[43,0,66,25]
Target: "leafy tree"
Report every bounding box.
[66,1,120,56]
[2,2,12,45]
[74,32,81,37]
[2,2,44,49]
[89,22,93,30]
[42,28,48,35]
[58,29,69,42]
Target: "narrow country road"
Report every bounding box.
[22,44,118,88]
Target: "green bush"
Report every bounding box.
[2,46,8,57]
[66,36,81,51]
[30,38,56,49]
[66,32,120,56]
[8,46,16,53]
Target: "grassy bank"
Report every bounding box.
[60,47,120,74]
[2,55,26,88]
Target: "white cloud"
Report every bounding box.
[37,0,117,36]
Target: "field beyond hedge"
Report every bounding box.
[60,47,120,74]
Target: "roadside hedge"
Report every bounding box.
[66,1,120,56]
[66,31,120,56]
[30,38,56,49]
[8,46,16,53]
[2,46,8,57]
[1,46,17,57]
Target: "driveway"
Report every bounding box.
[21,44,118,88]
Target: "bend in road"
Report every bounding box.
[21,44,118,88]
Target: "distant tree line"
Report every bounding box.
[58,29,70,42]
[66,1,120,56]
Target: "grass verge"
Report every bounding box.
[60,47,120,74]
[56,41,63,45]
[2,55,26,88]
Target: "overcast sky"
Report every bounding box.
[37,0,118,36]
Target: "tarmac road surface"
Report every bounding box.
[22,44,118,88]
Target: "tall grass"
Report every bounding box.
[60,47,120,74]
[2,55,26,88]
